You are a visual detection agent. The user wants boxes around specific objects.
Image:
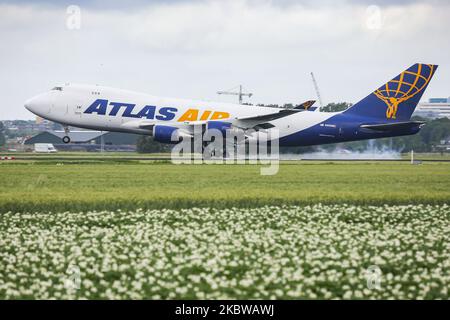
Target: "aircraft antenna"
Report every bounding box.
[310,72,324,110]
[217,85,253,104]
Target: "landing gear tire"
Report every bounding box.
[62,136,71,144]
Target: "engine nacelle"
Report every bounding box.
[153,125,191,144]
[207,121,232,135]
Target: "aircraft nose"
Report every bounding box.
[24,93,50,116]
[24,98,35,113]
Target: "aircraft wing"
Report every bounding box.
[122,101,317,132]
[231,101,316,129]
[235,108,303,122]
[181,107,307,129]
[236,100,316,121]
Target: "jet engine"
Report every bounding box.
[153,125,192,144]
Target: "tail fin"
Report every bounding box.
[294,100,316,110]
[344,63,438,121]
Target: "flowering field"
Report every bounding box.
[1,205,448,299]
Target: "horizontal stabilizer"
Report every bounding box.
[360,121,425,132]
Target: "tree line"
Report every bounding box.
[0,122,5,148]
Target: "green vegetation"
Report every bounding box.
[136,135,171,153]
[0,121,5,147]
[1,160,449,299]
[3,151,171,159]
[1,161,449,213]
[321,102,353,112]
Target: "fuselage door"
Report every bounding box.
[73,100,83,118]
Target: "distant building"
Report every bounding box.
[436,136,450,152]
[3,119,59,134]
[413,97,450,119]
[24,131,140,152]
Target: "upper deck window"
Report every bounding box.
[51,86,63,91]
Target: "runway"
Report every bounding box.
[7,155,450,162]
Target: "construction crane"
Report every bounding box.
[310,72,324,110]
[217,85,253,105]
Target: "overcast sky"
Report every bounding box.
[1,0,449,120]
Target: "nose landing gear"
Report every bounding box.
[62,126,71,144]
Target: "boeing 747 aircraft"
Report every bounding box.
[25,63,437,149]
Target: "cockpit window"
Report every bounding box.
[51,86,63,91]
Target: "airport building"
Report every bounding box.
[413,98,450,119]
[24,131,140,152]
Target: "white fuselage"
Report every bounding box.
[25,83,337,142]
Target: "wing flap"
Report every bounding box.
[236,109,303,122]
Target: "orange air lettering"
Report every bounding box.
[178,109,199,122]
[200,110,212,121]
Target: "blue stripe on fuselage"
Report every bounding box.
[278,113,421,147]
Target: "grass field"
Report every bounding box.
[1,161,450,212]
[1,159,449,299]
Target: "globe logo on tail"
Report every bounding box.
[373,64,435,119]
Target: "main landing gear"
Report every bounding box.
[62,126,71,144]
